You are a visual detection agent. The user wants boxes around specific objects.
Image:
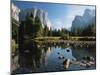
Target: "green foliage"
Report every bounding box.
[12,17,19,43]
[51,28,70,37]
[25,14,34,36]
[81,24,96,36]
[43,25,49,36]
[34,16,43,37]
[71,24,96,36]
[48,28,52,36]
[60,34,69,40]
[24,13,43,39]
[22,12,96,39]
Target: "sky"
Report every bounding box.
[13,1,95,30]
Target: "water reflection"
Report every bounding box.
[12,41,96,74]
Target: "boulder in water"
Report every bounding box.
[63,59,70,69]
[82,56,95,61]
[57,52,60,54]
[58,55,64,59]
[66,49,70,52]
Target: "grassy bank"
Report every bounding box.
[33,36,96,46]
[34,36,96,41]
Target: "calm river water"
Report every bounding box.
[12,42,96,74]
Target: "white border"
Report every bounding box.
[0,0,100,75]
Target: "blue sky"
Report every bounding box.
[13,1,95,30]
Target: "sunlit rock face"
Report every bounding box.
[19,8,51,30]
[11,3,20,21]
[71,9,96,34]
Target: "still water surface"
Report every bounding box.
[13,43,96,74]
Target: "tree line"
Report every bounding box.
[20,13,96,40]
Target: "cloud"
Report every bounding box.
[51,5,95,30]
[51,19,63,30]
[64,5,96,29]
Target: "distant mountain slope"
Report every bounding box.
[19,8,51,30]
[71,9,96,34]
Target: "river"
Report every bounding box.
[12,41,96,74]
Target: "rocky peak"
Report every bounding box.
[19,8,51,30]
[71,9,96,33]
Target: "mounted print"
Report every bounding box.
[11,0,96,74]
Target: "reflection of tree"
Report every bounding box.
[17,41,52,73]
[43,47,52,65]
[72,47,96,61]
[18,41,42,72]
[17,12,52,73]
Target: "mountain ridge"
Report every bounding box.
[71,9,96,34]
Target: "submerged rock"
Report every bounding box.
[86,63,91,68]
[89,61,95,65]
[71,58,77,61]
[58,55,64,59]
[57,52,60,54]
[79,56,95,68]
[66,49,70,52]
[89,56,95,61]
[63,59,70,69]
[79,62,87,67]
[82,56,95,61]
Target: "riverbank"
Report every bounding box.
[35,40,95,44]
[34,36,96,45]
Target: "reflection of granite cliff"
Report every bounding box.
[71,9,95,33]
[19,8,51,30]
